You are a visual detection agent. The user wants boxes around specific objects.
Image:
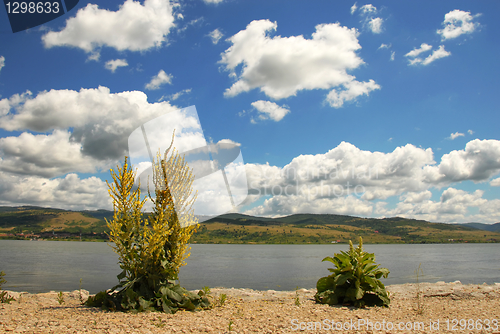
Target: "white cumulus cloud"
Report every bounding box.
[437,9,481,41]
[104,59,128,72]
[0,86,179,165]
[377,188,489,223]
[0,130,103,178]
[326,80,380,108]
[0,56,4,72]
[400,190,433,204]
[405,43,432,58]
[422,45,451,65]
[42,0,176,54]
[490,177,500,187]
[368,17,383,33]
[220,19,379,108]
[407,45,451,66]
[165,88,192,101]
[423,139,500,184]
[360,4,377,14]
[0,172,112,211]
[449,132,465,140]
[251,100,290,122]
[145,70,172,90]
[242,139,500,222]
[350,2,357,15]
[208,28,224,44]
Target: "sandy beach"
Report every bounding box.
[1,282,499,333]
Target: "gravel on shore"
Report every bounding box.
[1,282,500,333]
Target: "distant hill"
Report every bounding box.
[1,206,499,244]
[460,222,500,233]
[0,206,109,240]
[81,209,114,221]
[194,213,500,244]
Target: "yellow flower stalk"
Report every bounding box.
[86,135,211,313]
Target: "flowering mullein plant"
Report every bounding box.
[86,137,210,313]
[315,237,390,308]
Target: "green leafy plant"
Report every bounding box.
[152,316,166,328]
[228,320,234,332]
[201,286,211,296]
[294,286,301,306]
[0,271,15,304]
[218,293,227,307]
[57,291,65,305]
[86,136,210,313]
[314,237,390,308]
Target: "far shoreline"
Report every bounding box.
[1,237,499,244]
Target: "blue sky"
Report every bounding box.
[0,0,499,223]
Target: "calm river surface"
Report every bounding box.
[1,240,499,293]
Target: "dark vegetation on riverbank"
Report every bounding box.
[1,206,499,244]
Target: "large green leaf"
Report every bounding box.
[334,272,353,286]
[316,276,335,293]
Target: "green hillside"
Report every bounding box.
[0,206,111,240]
[192,213,500,244]
[462,222,500,233]
[0,206,499,243]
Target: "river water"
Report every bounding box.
[1,240,499,293]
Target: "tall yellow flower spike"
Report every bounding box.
[105,133,198,285]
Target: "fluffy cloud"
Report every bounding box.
[368,17,383,33]
[354,4,383,33]
[145,70,172,90]
[437,9,481,41]
[490,178,500,187]
[105,59,128,72]
[0,56,4,72]
[42,0,176,54]
[0,86,178,164]
[0,89,215,210]
[0,172,111,211]
[246,195,373,217]
[423,139,500,183]
[245,142,436,204]
[400,190,432,204]
[220,19,379,107]
[449,132,465,140]
[407,45,451,66]
[0,130,103,178]
[251,100,290,122]
[350,2,357,15]
[243,139,500,222]
[360,4,377,14]
[208,28,223,44]
[162,88,192,101]
[326,80,380,108]
[422,46,451,65]
[377,188,490,223]
[405,43,432,58]
[203,0,224,3]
